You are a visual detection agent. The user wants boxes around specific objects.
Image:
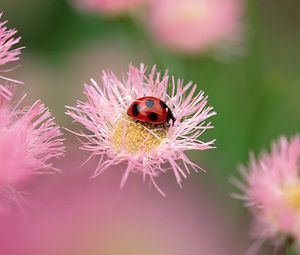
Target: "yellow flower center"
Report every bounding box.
[165,1,208,25]
[283,182,300,210]
[178,2,208,23]
[111,115,167,154]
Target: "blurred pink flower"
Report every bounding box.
[233,136,300,254]
[66,64,216,195]
[0,150,244,255]
[0,88,65,212]
[0,13,22,97]
[146,0,243,54]
[72,0,145,16]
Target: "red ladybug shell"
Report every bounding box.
[127,96,173,125]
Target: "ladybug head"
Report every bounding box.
[166,108,176,126]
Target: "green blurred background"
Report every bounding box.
[1,0,300,253]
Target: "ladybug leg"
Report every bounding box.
[163,122,170,129]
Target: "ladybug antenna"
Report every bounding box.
[172,117,176,126]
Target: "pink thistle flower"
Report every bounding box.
[0,13,23,98]
[72,0,145,16]
[232,135,300,254]
[66,64,216,195]
[0,88,65,212]
[146,0,243,54]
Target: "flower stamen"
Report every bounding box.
[283,182,300,210]
[111,115,167,154]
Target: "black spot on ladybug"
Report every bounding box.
[145,99,154,108]
[159,100,168,109]
[148,112,158,121]
[132,104,140,116]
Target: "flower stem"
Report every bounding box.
[286,239,294,255]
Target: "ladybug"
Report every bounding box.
[127,96,176,126]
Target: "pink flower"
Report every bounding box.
[66,64,216,195]
[146,0,243,54]
[233,136,300,254]
[0,88,65,212]
[0,13,22,97]
[72,0,145,16]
